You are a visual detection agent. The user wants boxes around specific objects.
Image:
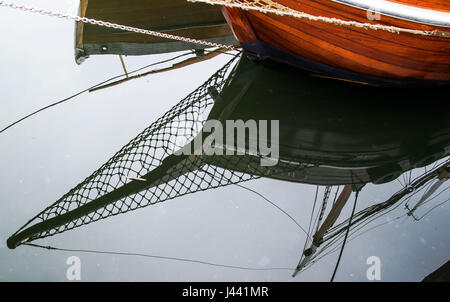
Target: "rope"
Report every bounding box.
[23,243,293,271]
[189,0,450,38]
[315,186,332,233]
[0,1,237,49]
[330,190,359,282]
[199,167,310,237]
[295,186,319,268]
[0,51,198,134]
[234,183,310,238]
[314,159,449,266]
[415,197,450,220]
[295,159,450,271]
[305,186,319,246]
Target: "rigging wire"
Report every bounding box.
[234,183,311,238]
[300,186,319,257]
[324,182,423,246]
[407,185,450,214]
[323,193,418,257]
[322,190,417,257]
[415,198,450,220]
[0,51,193,134]
[302,213,409,272]
[330,159,449,236]
[314,186,332,233]
[330,191,359,282]
[23,243,293,271]
[309,161,449,265]
[13,161,449,277]
[315,185,449,262]
[318,213,407,263]
[306,186,319,244]
[397,178,406,189]
[0,49,235,134]
[200,167,310,237]
[332,186,340,206]
[294,185,320,269]
[416,176,439,203]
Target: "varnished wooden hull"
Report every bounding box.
[222,0,450,86]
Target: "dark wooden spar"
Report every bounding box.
[8,54,450,249]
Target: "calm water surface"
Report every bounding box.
[0,0,448,282]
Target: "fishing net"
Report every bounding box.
[8,54,306,249]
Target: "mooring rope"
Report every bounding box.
[189,0,450,38]
[2,0,447,43]
[0,1,237,49]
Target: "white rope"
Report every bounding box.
[0,0,237,49]
[188,0,450,38]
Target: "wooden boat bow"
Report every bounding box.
[194,0,450,86]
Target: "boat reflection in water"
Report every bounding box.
[206,55,450,188]
[212,55,449,275]
[7,53,450,279]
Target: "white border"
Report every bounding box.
[332,0,450,27]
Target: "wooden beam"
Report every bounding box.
[89,49,226,92]
[119,55,129,78]
[313,184,353,245]
[75,0,89,49]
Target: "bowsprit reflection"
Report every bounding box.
[7,54,450,279]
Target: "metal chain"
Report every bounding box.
[0,0,237,49]
[189,0,450,38]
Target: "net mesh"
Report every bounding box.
[10,54,306,247]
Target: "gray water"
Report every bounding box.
[0,0,449,282]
